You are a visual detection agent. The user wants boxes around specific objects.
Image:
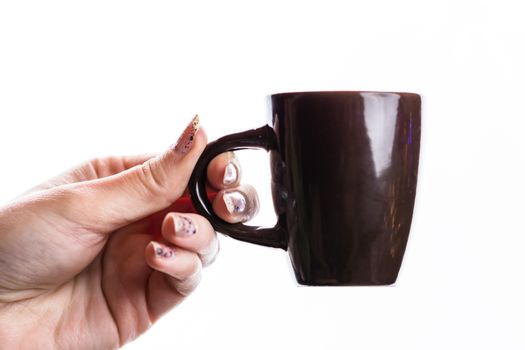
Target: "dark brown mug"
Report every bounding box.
[188,91,421,286]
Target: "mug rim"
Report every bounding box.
[271,90,420,98]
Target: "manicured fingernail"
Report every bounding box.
[152,242,175,259]
[173,215,197,237]
[173,114,200,154]
[223,190,247,215]
[223,162,238,185]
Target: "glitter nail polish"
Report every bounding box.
[223,162,238,185]
[174,215,197,237]
[174,114,200,154]
[154,243,175,258]
[223,191,247,215]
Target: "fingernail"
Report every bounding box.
[173,215,197,237]
[223,162,238,185]
[152,242,175,259]
[223,190,247,215]
[173,114,200,154]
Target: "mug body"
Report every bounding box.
[270,91,421,285]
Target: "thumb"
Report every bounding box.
[70,115,206,232]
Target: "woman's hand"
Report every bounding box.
[0,116,259,349]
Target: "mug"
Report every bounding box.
[188,91,421,286]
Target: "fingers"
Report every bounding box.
[65,116,207,233]
[144,212,218,321]
[212,184,260,223]
[161,213,219,267]
[22,153,157,195]
[145,242,202,294]
[81,154,158,180]
[206,152,241,189]
[144,242,203,321]
[206,152,260,223]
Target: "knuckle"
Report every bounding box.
[169,270,201,297]
[136,159,168,198]
[87,156,124,178]
[86,157,104,178]
[188,254,202,276]
[200,227,217,255]
[200,238,219,267]
[179,253,202,281]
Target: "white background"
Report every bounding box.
[1,0,525,349]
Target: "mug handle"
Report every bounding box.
[188,125,287,250]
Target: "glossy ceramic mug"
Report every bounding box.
[188,91,421,285]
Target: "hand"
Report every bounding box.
[0,117,259,349]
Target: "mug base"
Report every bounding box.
[295,275,398,287]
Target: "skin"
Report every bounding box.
[0,127,258,349]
